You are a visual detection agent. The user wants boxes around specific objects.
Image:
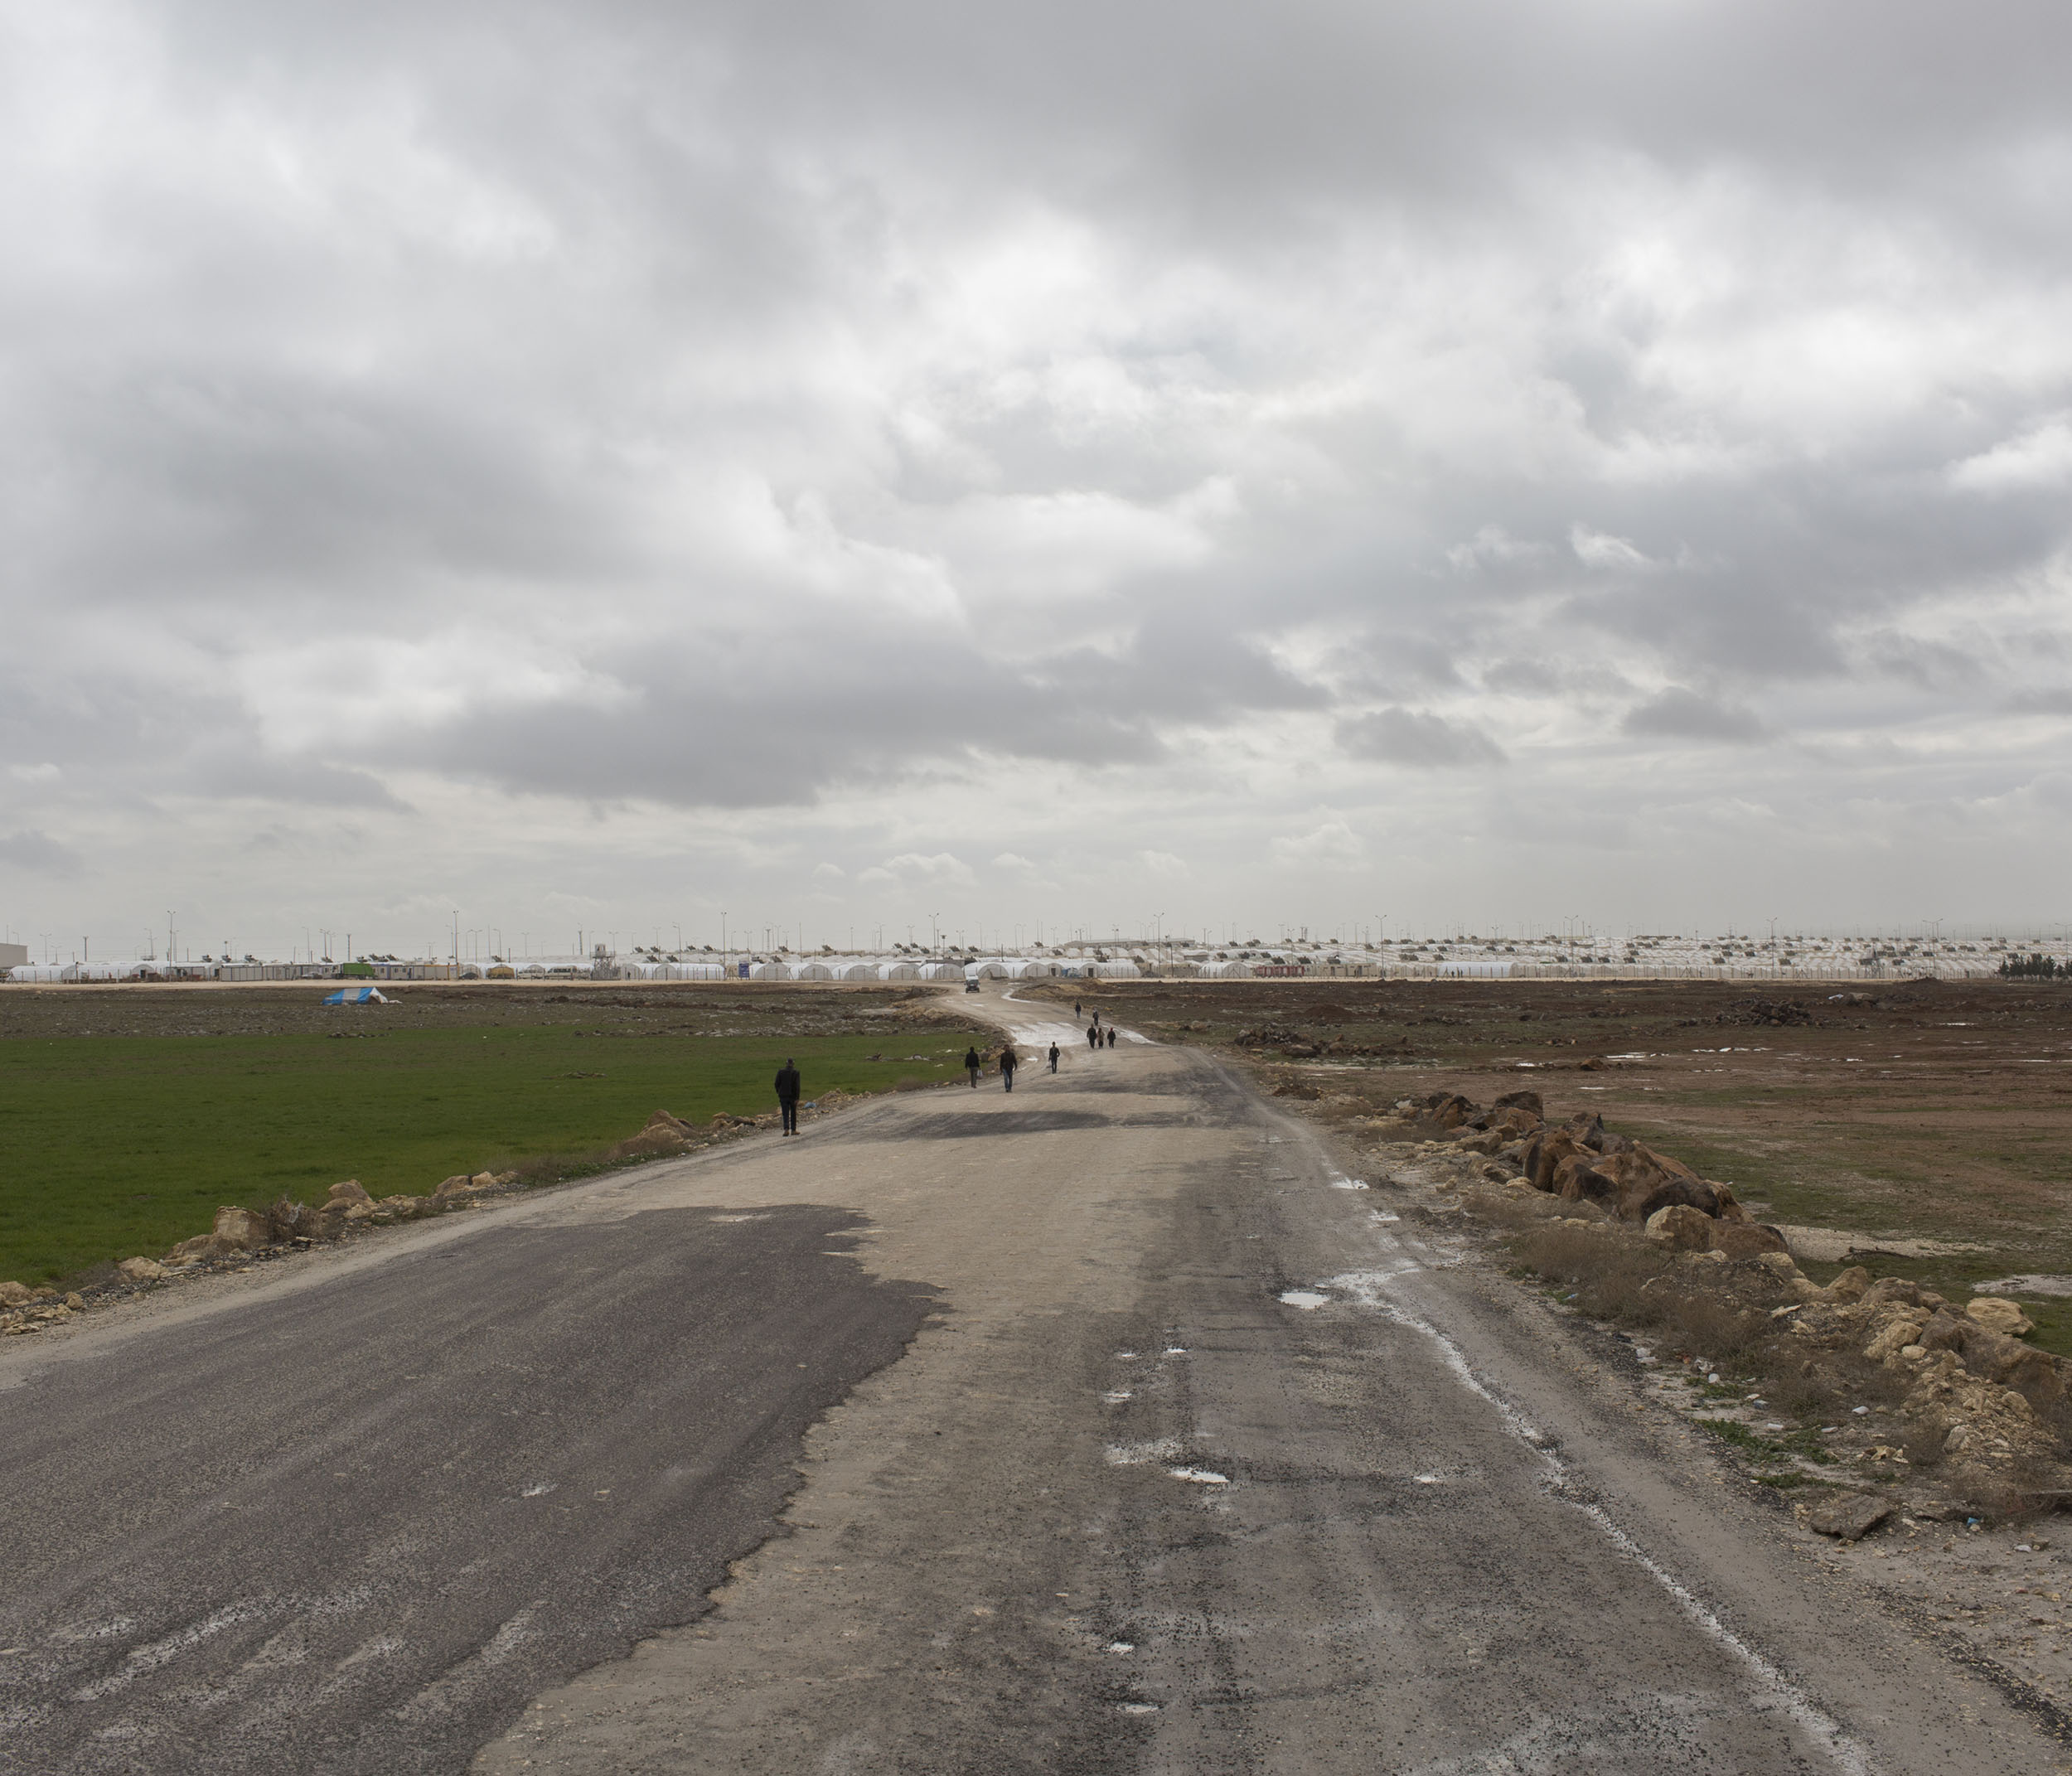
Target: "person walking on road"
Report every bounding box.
[1000,1043,1019,1091]
[964,1045,982,1086]
[1106,1025,1117,1049]
[774,1057,802,1135]
[1048,1041,1060,1074]
[1086,1023,1100,1053]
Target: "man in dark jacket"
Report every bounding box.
[1048,1041,1060,1074]
[1000,1043,1019,1092]
[775,1058,801,1135]
[965,1045,982,1086]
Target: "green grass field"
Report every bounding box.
[0,1025,976,1285]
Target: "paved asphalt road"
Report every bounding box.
[3,998,2066,1773]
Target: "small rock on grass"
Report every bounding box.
[1805,1493,1892,1542]
[1965,1297,2036,1338]
[116,1257,167,1282]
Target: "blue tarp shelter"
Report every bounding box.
[321,986,390,1005]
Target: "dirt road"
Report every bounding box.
[2,1004,2063,1772]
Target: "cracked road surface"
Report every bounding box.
[3,1016,2065,1773]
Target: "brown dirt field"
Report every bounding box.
[1033,975,2072,1352]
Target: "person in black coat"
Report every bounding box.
[1048,1042,1060,1073]
[965,1046,982,1086]
[775,1058,802,1135]
[1000,1043,1019,1091]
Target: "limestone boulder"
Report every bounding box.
[1554,1151,1621,1208]
[1492,1088,1543,1121]
[1526,1128,1587,1193]
[212,1207,268,1252]
[1711,1222,1790,1261]
[1429,1093,1476,1131]
[1821,1266,1872,1304]
[1965,1297,2035,1338]
[167,1233,230,1262]
[325,1180,374,1208]
[1644,1204,1713,1251]
[0,1280,31,1308]
[1806,1493,1891,1542]
[1863,1309,1931,1362]
[116,1257,167,1283]
[1613,1145,1724,1222]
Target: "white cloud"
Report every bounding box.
[1569,525,1653,571]
[1,2,2070,942]
[1137,849,1189,878]
[1270,821,1366,872]
[1948,419,2072,494]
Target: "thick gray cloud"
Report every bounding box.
[2,0,2070,953]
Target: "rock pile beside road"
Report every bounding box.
[1352,1086,2072,1531]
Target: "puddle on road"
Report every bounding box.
[520,1483,556,1498]
[1329,1176,1371,1190]
[1168,1467,1229,1486]
[1101,1390,1133,1404]
[1278,1290,1330,1310]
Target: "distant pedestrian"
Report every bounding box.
[965,1045,982,1086]
[1048,1042,1060,1074]
[1106,1025,1117,1048]
[775,1057,801,1135]
[1000,1043,1019,1091]
[1087,1023,1100,1052]
[1092,1009,1101,1028]
[1074,999,1082,1018]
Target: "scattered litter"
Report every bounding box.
[1329,1176,1371,1191]
[1852,1406,1869,1415]
[1168,1467,1229,1485]
[1118,1702,1160,1715]
[1370,1209,1401,1223]
[1115,1351,1138,1359]
[1101,1391,1133,1405]
[1106,1641,1135,1654]
[1163,1348,1189,1357]
[1413,1474,1445,1485]
[520,1483,556,1498]
[1278,1290,1330,1310]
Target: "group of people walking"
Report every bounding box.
[782,1000,1125,1130]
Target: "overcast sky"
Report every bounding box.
[4,0,2070,959]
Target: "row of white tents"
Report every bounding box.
[3,954,1295,985]
[617,956,1155,982]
